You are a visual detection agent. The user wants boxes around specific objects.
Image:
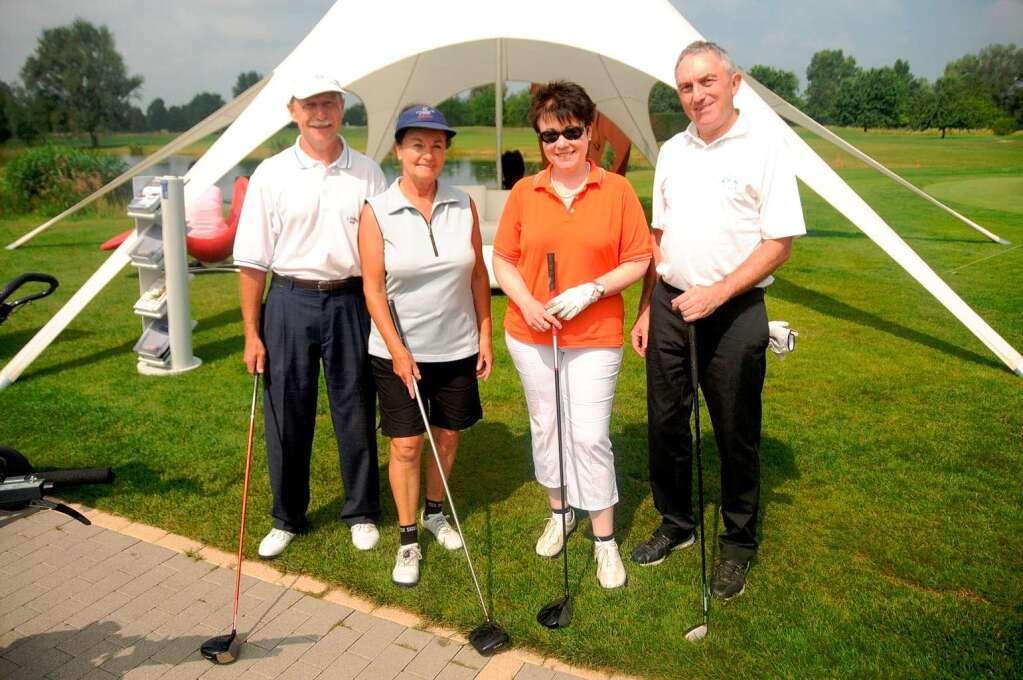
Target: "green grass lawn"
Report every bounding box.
[0,130,1021,678]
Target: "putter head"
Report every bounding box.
[536,595,572,629]
[200,631,239,664]
[468,620,511,656]
[684,623,708,642]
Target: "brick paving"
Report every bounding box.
[0,506,628,680]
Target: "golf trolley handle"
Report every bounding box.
[0,272,59,325]
[35,468,114,487]
[0,467,114,525]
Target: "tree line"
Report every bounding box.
[0,19,1019,147]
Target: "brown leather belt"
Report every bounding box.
[272,273,362,293]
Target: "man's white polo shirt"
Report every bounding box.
[651,112,805,290]
[233,136,386,280]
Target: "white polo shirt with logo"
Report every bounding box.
[233,136,386,280]
[651,113,805,290]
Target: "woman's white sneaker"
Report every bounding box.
[535,509,576,558]
[594,540,627,589]
[392,544,423,587]
[258,528,295,559]
[421,511,463,550]
[351,523,380,551]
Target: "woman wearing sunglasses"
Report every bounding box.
[492,81,651,589]
[359,104,493,587]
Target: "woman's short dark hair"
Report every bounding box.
[527,81,596,132]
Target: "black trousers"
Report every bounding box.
[645,280,768,560]
[262,279,380,532]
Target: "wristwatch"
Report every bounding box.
[591,281,606,300]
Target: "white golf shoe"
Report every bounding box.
[351,523,380,551]
[594,539,627,589]
[392,543,423,587]
[421,511,463,550]
[258,528,295,559]
[535,509,576,558]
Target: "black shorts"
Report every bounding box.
[371,354,483,438]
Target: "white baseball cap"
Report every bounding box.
[290,74,348,100]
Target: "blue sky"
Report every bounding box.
[1,0,1020,106]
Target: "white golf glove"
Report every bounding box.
[545,282,600,320]
[768,321,798,360]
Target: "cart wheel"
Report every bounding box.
[0,446,34,510]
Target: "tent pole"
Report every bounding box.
[496,39,504,190]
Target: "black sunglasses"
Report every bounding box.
[538,126,585,144]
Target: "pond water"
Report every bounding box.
[120,154,543,204]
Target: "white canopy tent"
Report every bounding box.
[2,0,1019,389]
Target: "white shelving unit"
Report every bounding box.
[127,176,201,376]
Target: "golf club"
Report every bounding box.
[536,253,573,630]
[684,322,710,642]
[387,300,511,656]
[201,371,260,664]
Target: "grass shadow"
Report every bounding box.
[769,277,999,369]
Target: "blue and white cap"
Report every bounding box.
[394,105,456,139]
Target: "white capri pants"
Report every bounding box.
[505,331,623,511]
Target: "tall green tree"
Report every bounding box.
[146,98,169,131]
[503,89,531,126]
[437,96,469,126]
[747,65,802,107]
[20,19,143,146]
[945,43,1022,121]
[343,102,366,126]
[184,92,225,126]
[648,82,683,113]
[805,49,859,124]
[0,81,12,144]
[468,85,496,126]
[232,70,263,98]
[835,67,903,131]
[909,75,1001,137]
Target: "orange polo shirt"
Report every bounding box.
[494,165,652,348]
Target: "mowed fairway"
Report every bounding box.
[0,130,1020,678]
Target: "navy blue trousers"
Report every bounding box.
[645,280,768,560]
[262,279,379,532]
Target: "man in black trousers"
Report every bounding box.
[630,42,805,598]
[233,74,386,559]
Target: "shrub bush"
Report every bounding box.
[0,145,126,216]
[650,112,688,141]
[991,117,1018,136]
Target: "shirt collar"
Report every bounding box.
[383,177,461,215]
[532,162,606,194]
[682,110,748,149]
[292,135,351,170]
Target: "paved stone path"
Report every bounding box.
[0,506,629,680]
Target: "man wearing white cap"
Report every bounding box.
[234,74,387,559]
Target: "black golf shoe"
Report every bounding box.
[630,529,695,566]
[711,558,750,599]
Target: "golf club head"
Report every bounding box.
[684,623,708,642]
[536,595,572,629]
[468,620,511,656]
[200,631,239,664]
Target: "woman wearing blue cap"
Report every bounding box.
[359,104,493,587]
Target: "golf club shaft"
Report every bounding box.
[688,324,709,628]
[546,253,570,599]
[232,371,260,633]
[410,379,490,620]
[387,300,491,621]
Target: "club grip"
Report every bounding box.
[546,253,556,293]
[37,468,114,488]
[387,299,408,347]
